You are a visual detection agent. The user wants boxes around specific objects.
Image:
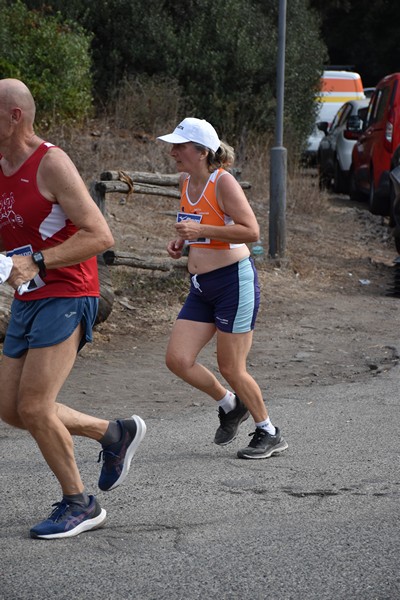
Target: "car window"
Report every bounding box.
[338,104,352,127]
[368,86,391,126]
[365,93,378,125]
[389,79,398,108]
[330,104,348,131]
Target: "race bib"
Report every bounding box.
[176,211,210,245]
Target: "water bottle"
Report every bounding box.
[251,239,265,257]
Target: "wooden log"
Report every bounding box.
[101,170,180,186]
[96,254,115,324]
[103,250,187,271]
[99,170,251,189]
[89,180,105,213]
[94,180,181,199]
[0,284,14,341]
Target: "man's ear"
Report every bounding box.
[11,108,22,122]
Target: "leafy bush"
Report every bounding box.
[19,0,327,152]
[0,0,93,126]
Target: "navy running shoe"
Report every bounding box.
[30,495,106,540]
[98,415,146,492]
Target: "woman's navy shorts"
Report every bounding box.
[3,296,99,358]
[178,257,260,333]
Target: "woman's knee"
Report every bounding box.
[165,350,191,376]
[218,361,244,385]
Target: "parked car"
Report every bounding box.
[303,70,366,165]
[317,98,370,193]
[350,72,400,217]
[363,87,376,99]
[389,166,400,253]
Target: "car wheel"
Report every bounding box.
[318,167,331,190]
[349,168,363,201]
[395,232,400,255]
[389,177,396,228]
[389,153,400,227]
[333,159,346,194]
[368,173,381,215]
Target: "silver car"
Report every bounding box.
[317,98,370,194]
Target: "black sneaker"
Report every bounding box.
[98,415,146,491]
[214,395,249,446]
[237,427,288,459]
[30,496,106,540]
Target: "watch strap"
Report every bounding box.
[32,251,47,278]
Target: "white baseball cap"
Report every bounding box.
[157,117,220,152]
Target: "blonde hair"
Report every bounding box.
[194,140,235,172]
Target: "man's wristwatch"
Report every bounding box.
[31,251,47,278]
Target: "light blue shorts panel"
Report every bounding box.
[3,296,99,358]
[233,257,258,332]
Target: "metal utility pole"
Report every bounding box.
[268,0,287,258]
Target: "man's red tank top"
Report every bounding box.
[0,142,99,300]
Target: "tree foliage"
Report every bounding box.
[0,0,93,126]
[21,0,326,148]
[4,0,400,149]
[310,0,400,87]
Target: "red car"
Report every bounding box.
[350,73,400,217]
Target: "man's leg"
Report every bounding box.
[12,325,93,494]
[0,338,109,443]
[0,324,146,495]
[0,324,108,539]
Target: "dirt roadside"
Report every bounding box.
[2,126,400,416]
[76,150,400,416]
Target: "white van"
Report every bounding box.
[304,70,365,163]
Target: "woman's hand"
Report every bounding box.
[175,219,202,241]
[167,238,185,259]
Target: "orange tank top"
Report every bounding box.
[178,168,244,250]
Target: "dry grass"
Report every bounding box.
[44,116,332,277]
[39,113,398,352]
[42,113,393,329]
[112,76,183,136]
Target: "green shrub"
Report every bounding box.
[17,0,327,153]
[0,0,93,126]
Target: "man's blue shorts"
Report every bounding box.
[3,296,99,358]
[178,257,260,333]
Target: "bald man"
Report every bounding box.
[0,79,146,539]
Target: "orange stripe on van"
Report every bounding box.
[321,78,363,93]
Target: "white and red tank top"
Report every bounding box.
[0,142,99,300]
[179,168,244,250]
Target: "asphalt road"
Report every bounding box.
[0,357,399,600]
